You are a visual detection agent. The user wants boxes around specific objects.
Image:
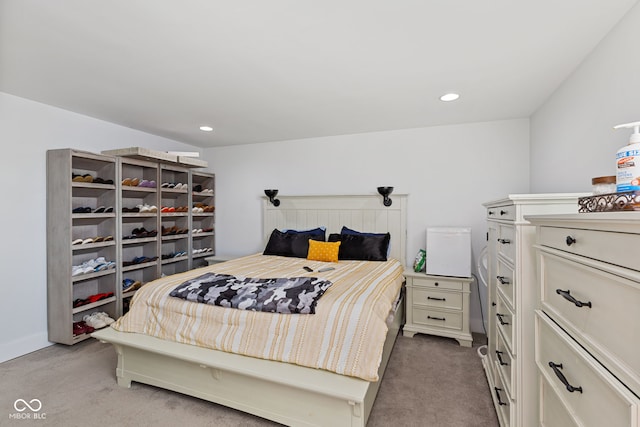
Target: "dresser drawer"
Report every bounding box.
[539,249,640,395]
[412,287,462,310]
[497,224,515,264]
[539,372,580,427]
[411,276,463,291]
[412,307,462,331]
[539,225,640,272]
[492,368,512,427]
[536,312,640,427]
[487,204,516,221]
[496,257,515,309]
[496,293,515,356]
[496,327,515,399]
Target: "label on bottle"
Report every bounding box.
[616,147,640,192]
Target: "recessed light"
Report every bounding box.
[199,126,213,132]
[440,93,460,102]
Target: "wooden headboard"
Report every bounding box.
[263,194,407,266]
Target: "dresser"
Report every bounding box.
[482,194,585,427]
[528,213,640,426]
[403,270,473,347]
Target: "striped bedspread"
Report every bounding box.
[111,253,404,381]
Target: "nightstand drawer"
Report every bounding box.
[536,312,639,427]
[413,287,462,310]
[412,307,462,331]
[539,225,640,272]
[411,276,463,291]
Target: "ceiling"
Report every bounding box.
[1,1,637,148]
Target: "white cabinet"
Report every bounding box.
[403,270,473,347]
[529,213,640,426]
[482,194,585,426]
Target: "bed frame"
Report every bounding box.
[93,194,408,426]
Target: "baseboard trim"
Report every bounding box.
[0,332,52,363]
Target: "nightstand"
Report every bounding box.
[402,269,473,347]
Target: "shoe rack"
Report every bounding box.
[47,149,118,345]
[159,163,191,277]
[47,148,215,344]
[118,157,160,315]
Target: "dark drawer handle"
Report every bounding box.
[497,238,511,245]
[565,236,576,246]
[549,362,583,393]
[496,313,510,325]
[488,210,495,215]
[497,276,510,285]
[556,289,592,308]
[496,351,509,366]
[500,210,508,216]
[494,387,508,406]
[427,296,446,301]
[427,315,446,321]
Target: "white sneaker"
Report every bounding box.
[94,312,115,325]
[83,313,107,329]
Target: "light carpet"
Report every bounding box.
[1,332,498,426]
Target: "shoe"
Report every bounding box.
[130,178,140,186]
[160,182,170,188]
[93,206,106,213]
[94,312,115,325]
[138,179,150,187]
[122,178,133,186]
[104,206,113,213]
[193,184,203,192]
[82,238,94,244]
[72,238,84,245]
[92,236,105,243]
[83,313,107,329]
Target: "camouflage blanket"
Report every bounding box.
[169,273,332,314]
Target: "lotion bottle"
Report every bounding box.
[614,121,640,192]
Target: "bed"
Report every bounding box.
[92,194,408,426]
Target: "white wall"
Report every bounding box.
[0,92,202,363]
[205,119,531,333]
[530,2,640,192]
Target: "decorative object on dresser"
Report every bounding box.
[481,193,587,427]
[403,270,473,347]
[528,213,640,426]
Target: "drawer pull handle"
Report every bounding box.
[496,276,510,285]
[496,351,509,366]
[494,387,508,406]
[565,236,576,246]
[549,362,583,394]
[496,313,509,325]
[497,238,511,245]
[427,296,446,301]
[488,210,495,215]
[427,315,446,321]
[556,289,592,308]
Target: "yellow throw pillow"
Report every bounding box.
[307,240,341,263]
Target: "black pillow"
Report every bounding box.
[284,227,326,240]
[328,233,391,261]
[264,229,325,258]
